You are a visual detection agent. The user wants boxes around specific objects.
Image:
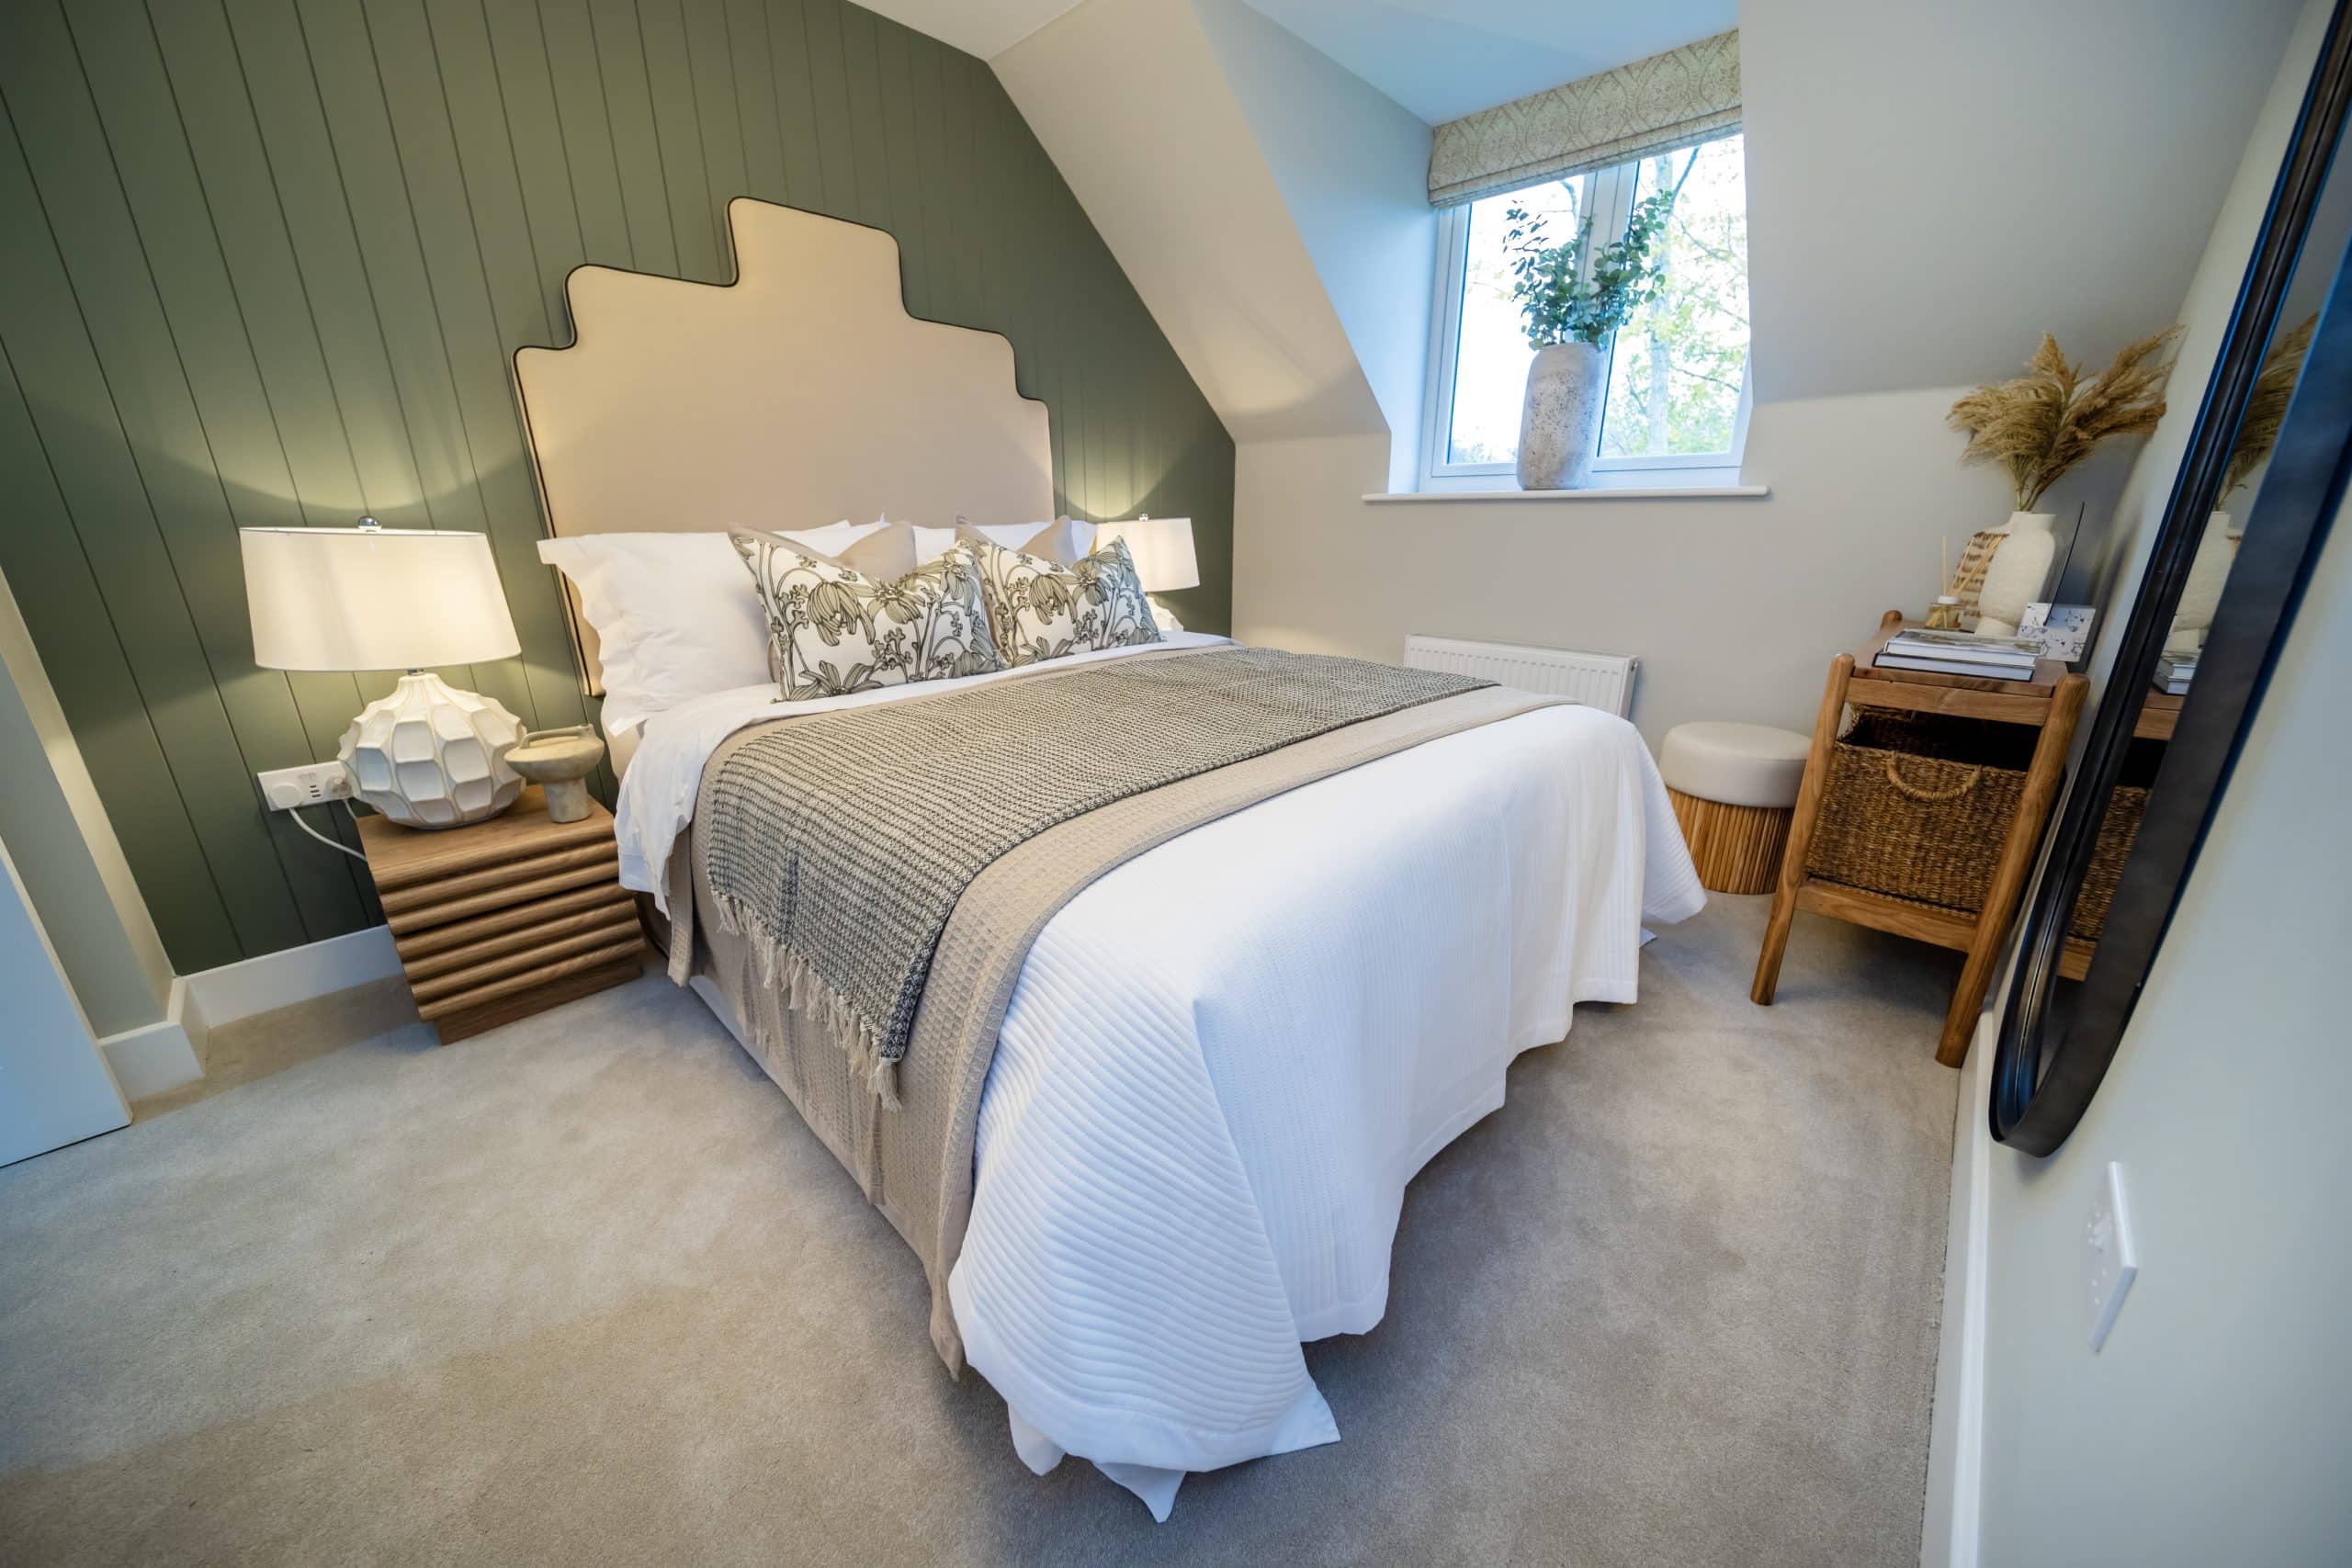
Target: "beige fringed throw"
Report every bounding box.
[695,647,1489,1106]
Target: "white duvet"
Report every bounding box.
[615,637,1704,1518]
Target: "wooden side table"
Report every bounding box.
[356,785,645,1043]
[1749,613,2089,1067]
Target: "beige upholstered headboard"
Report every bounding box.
[513,197,1053,694]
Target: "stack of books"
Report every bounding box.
[2154,655,2196,694]
[1872,627,2043,680]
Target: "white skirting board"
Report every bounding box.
[101,926,404,1102]
[1920,1012,1996,1568]
[181,924,401,1029]
[96,1006,203,1103]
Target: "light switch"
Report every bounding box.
[2085,1160,2139,1352]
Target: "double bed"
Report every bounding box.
[515,198,1702,1518]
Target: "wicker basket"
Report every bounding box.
[1804,714,2030,914]
[1805,711,2150,942]
[2070,784,2149,941]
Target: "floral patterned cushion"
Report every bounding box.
[730,529,1003,700]
[973,536,1161,667]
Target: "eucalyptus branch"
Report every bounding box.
[1505,181,1683,348]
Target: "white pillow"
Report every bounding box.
[537,522,879,733]
[912,517,1097,567]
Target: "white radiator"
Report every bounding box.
[1403,635,1638,716]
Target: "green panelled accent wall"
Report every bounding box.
[0,0,1234,974]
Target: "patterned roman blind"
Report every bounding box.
[1427,29,1741,208]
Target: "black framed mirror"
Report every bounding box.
[1989,0,2352,1154]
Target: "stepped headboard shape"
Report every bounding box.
[513,197,1054,693]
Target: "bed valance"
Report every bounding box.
[1427,28,1740,208]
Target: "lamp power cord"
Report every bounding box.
[287,798,368,863]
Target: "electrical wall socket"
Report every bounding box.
[2086,1160,2139,1352]
[257,761,354,812]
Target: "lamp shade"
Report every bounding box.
[1098,516,1199,593]
[241,526,522,671]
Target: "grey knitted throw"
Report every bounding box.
[696,647,1491,1103]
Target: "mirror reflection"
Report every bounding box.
[2086,152,2351,957]
[1991,0,2351,1148]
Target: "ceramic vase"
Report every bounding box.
[1517,341,1607,491]
[1974,511,2058,637]
[2165,512,2240,657]
[338,671,524,829]
[504,725,606,824]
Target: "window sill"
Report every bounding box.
[1363,484,1770,503]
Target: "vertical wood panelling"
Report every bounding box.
[725,0,786,206]
[837,5,888,233]
[682,0,749,262]
[766,0,826,209]
[797,0,855,219]
[0,0,1233,971]
[905,33,953,321]
[0,340,243,971]
[537,0,635,269]
[478,0,589,336]
[586,0,678,272]
[0,33,305,961]
[870,17,924,318]
[636,0,718,280]
[52,0,377,928]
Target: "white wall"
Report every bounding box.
[1954,5,2352,1558]
[1233,389,2039,745]
[1741,0,2296,402]
[0,566,174,1038]
[0,842,130,1166]
[1191,0,1436,489]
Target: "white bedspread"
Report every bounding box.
[614,639,1703,1519]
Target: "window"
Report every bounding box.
[1419,133,1752,490]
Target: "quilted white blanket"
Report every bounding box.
[615,639,1703,1518]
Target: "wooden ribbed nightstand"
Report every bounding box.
[356,785,645,1043]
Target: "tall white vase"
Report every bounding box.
[1975,511,2058,637]
[1517,341,1607,491]
[2165,512,2239,657]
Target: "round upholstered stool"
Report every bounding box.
[1658,722,1811,895]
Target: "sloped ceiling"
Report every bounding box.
[995,0,1392,446]
[862,0,1738,126]
[1189,0,1436,479]
[1235,0,1735,124]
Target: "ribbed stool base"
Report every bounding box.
[1668,787,1792,896]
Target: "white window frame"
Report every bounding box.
[1417,151,1753,493]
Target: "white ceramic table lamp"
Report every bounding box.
[1098,515,1198,631]
[242,522,527,829]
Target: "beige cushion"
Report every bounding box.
[1658,722,1810,808]
[834,521,919,581]
[913,518,1099,569]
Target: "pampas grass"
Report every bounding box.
[1948,328,2181,510]
[2224,313,2317,496]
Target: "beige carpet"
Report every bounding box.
[0,896,1959,1566]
